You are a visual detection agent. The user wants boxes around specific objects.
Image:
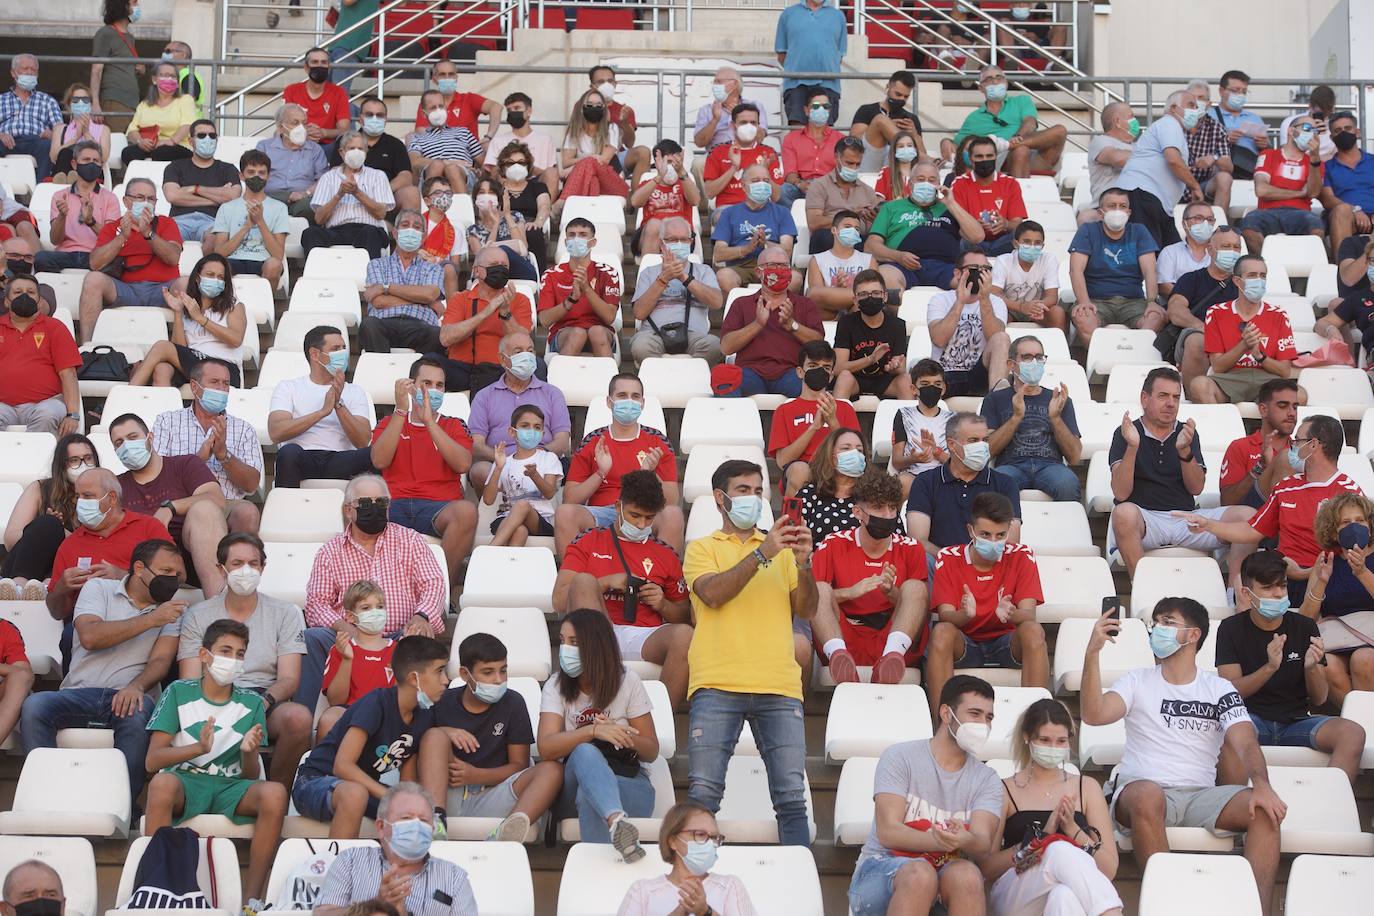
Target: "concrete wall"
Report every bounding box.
[0,0,177,37]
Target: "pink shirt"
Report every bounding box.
[781,125,845,181]
[50,184,121,253]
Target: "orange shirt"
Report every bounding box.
[441,288,533,366]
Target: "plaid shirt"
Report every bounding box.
[1187,114,1232,185]
[304,522,447,632]
[151,406,264,501]
[310,165,395,229]
[364,253,444,326]
[316,847,476,916]
[0,89,63,138]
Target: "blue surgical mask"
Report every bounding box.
[1149,624,1184,659]
[1226,93,1247,112]
[559,645,583,677]
[427,389,444,412]
[326,350,349,374]
[1017,244,1043,263]
[116,438,150,470]
[515,427,542,450]
[1287,442,1307,474]
[724,493,763,529]
[1215,249,1241,272]
[437,78,458,95]
[129,5,142,23]
[666,241,692,261]
[911,182,937,206]
[194,137,217,159]
[362,115,386,136]
[1243,278,1267,302]
[71,100,92,117]
[1367,265,1374,287]
[130,201,153,221]
[386,817,434,861]
[1254,593,1291,620]
[984,83,1008,102]
[1181,106,1204,130]
[611,398,643,424]
[15,74,37,92]
[470,679,508,704]
[681,840,719,876]
[1017,359,1045,385]
[836,450,866,477]
[198,387,228,415]
[508,351,537,380]
[808,105,829,125]
[960,441,990,471]
[198,276,225,299]
[1188,221,1216,243]
[619,515,652,543]
[1010,5,1030,19]
[396,227,424,253]
[1294,128,1314,150]
[973,537,1005,562]
[566,236,591,259]
[895,146,918,163]
[746,180,772,204]
[838,226,862,248]
[838,165,859,183]
[75,496,107,529]
[413,672,436,710]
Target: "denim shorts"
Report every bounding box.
[957,632,1019,668]
[1242,207,1324,236]
[292,773,382,821]
[389,497,449,537]
[1249,712,1331,749]
[111,279,169,307]
[583,504,618,527]
[849,854,959,916]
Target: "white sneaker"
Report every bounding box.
[490,811,530,842]
[610,815,644,863]
[0,579,18,601]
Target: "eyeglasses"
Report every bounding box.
[353,497,391,511]
[126,195,156,204]
[1016,354,1047,364]
[64,456,96,469]
[1182,215,1214,224]
[677,830,725,846]
[194,131,217,140]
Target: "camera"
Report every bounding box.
[623,575,646,623]
[966,264,986,294]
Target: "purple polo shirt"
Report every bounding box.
[467,374,572,453]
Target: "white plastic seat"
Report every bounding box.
[90,307,168,348]
[427,841,536,915]
[226,386,275,447]
[715,755,816,843]
[1298,367,1374,419]
[459,546,557,612]
[0,156,36,196]
[270,310,353,355]
[1017,175,1060,203]
[686,494,774,542]
[1004,325,1070,361]
[0,747,130,837]
[790,198,809,268]
[34,271,84,315]
[681,444,769,503]
[97,385,184,431]
[1259,234,1329,278]
[904,325,934,367]
[557,757,675,843]
[1269,292,1317,332]
[1268,765,1374,854]
[1077,718,1126,766]
[1084,328,1163,378]
[678,397,764,453]
[1053,617,1153,693]
[833,756,879,846]
[559,195,627,234]
[303,245,370,290]
[1337,453,1374,495]
[635,357,713,408]
[254,350,312,390]
[258,487,344,542]
[1228,179,1258,219]
[287,277,363,326]
[1130,556,1228,619]
[1177,403,1247,452]
[641,678,677,759]
[1041,359,1092,405]
[0,836,97,916]
[898,286,941,329]
[1340,690,1374,769]
[448,607,551,680]
[122,159,170,188]
[235,275,277,329]
[871,399,925,461]
[110,835,240,915]
[254,541,321,607]
[353,352,423,406]
[1019,502,1098,557]
[1306,262,1341,309]
[545,355,619,408]
[724,285,762,315]
[1035,556,1115,623]
[823,683,932,763]
[1284,854,1374,916]
[584,396,666,434]
[177,240,204,277]
[1104,362,1176,404]
[982,686,1054,759]
[1027,200,1077,233]
[0,432,55,486]
[0,481,22,533]
[1138,852,1259,915]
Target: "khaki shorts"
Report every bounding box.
[1208,367,1276,404]
[1111,781,1246,836]
[721,260,759,285]
[1094,296,1154,327]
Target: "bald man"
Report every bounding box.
[1084,101,1138,222]
[436,246,534,395]
[1,860,64,916]
[630,216,723,366]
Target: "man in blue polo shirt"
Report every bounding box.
[1320,112,1374,261]
[905,412,1022,561]
[774,0,847,127]
[945,65,1067,179]
[1210,70,1269,176]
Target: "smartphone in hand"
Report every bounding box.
[1101,596,1122,622]
[782,496,803,527]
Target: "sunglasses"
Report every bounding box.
[194,132,217,140]
[353,497,391,511]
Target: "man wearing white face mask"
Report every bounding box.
[333,97,419,212]
[359,210,445,355]
[255,104,327,221]
[847,674,1002,916]
[1157,201,1217,298]
[1067,187,1162,345]
[177,534,310,790]
[1082,596,1286,916]
[694,66,768,150]
[304,130,395,260]
[1116,90,1207,248]
[407,90,483,195]
[630,216,723,366]
[1240,114,1327,257]
[161,119,242,242]
[702,104,783,212]
[906,412,1023,553]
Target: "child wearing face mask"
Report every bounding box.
[320,581,398,737]
[145,618,285,905]
[484,405,562,547]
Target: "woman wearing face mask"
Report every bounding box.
[538,608,659,862]
[0,434,101,599]
[558,89,630,206]
[796,428,900,542]
[981,699,1122,916]
[467,176,537,281]
[121,61,196,166]
[131,254,246,388]
[617,801,757,916]
[875,131,921,202]
[49,84,111,183]
[91,0,145,133]
[1302,493,1374,705]
[495,141,551,271]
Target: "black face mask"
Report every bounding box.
[803,367,831,391]
[857,295,887,316]
[13,899,62,916]
[75,162,103,183]
[145,572,182,604]
[886,96,906,113]
[582,105,605,123]
[9,293,37,318]
[507,110,527,129]
[483,264,510,289]
[354,503,389,535]
[917,384,943,408]
[6,258,32,277]
[308,66,330,84]
[971,159,997,179]
[864,514,900,540]
[244,176,268,193]
[1333,131,1359,152]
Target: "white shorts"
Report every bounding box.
[1139,506,1227,552]
[614,624,664,661]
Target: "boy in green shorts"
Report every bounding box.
[145,619,288,906]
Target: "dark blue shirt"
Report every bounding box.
[432,685,533,770]
[1324,150,1374,212]
[906,462,1023,549]
[1321,553,1374,619]
[298,686,432,782]
[1068,221,1158,300]
[981,386,1081,465]
[1107,419,1207,512]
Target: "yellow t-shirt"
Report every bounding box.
[129,95,198,146]
[684,529,802,700]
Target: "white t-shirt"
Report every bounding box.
[925,290,1009,372]
[811,248,873,292]
[485,450,563,520]
[991,251,1060,305]
[1156,240,1211,286]
[268,375,372,451]
[895,405,952,475]
[540,667,652,732]
[1109,665,1249,790]
[568,124,622,161]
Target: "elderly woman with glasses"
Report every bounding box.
[616,801,757,916]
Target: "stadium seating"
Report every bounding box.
[982,686,1053,759]
[1053,618,1153,693]
[1130,557,1229,619]
[678,397,765,453]
[823,683,931,762]
[448,606,552,680]
[1267,766,1374,855]
[1284,854,1374,916]
[110,835,240,914]
[459,546,558,611]
[557,757,676,843]
[257,487,344,542]
[1138,852,1260,915]
[715,755,817,844]
[0,433,56,486]
[0,748,131,837]
[0,836,98,916]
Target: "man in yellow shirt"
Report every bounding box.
[682,458,816,845]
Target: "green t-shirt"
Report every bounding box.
[334,0,382,53]
[954,94,1038,145]
[147,678,268,779]
[868,198,961,262]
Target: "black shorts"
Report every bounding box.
[942,362,989,397]
[173,344,242,388]
[490,513,555,536]
[854,371,899,398]
[228,258,265,275]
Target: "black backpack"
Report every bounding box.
[125,826,221,909]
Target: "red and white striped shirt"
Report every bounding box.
[1249,471,1362,567]
[303,523,447,632]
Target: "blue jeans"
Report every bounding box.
[2,134,52,180]
[389,498,448,538]
[173,211,216,242]
[777,182,806,210]
[560,743,655,843]
[1249,712,1331,749]
[687,688,810,845]
[20,686,157,801]
[34,250,91,273]
[993,459,1081,501]
[720,367,804,399]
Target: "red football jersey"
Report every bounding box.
[1202,300,1298,369]
[813,528,931,664]
[931,542,1043,641]
[636,178,695,224]
[1249,472,1362,567]
[767,396,861,462]
[562,527,688,627]
[323,638,397,706]
[703,144,785,207]
[0,620,28,666]
[536,260,622,337]
[949,173,1027,236]
[567,425,677,507]
[1219,429,1292,489]
[1255,148,1322,210]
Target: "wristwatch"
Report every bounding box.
[382,282,391,295]
[159,499,176,515]
[498,310,512,320]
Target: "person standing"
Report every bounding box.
[90,0,144,133]
[774,0,847,127]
